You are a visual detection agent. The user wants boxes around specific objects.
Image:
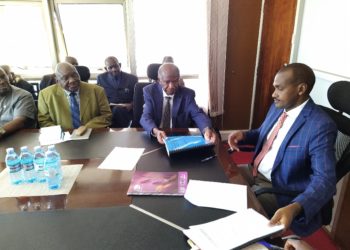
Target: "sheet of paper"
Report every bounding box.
[98,147,145,170]
[39,126,92,145]
[0,164,83,197]
[183,208,284,250]
[184,179,247,212]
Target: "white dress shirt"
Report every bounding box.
[258,99,309,180]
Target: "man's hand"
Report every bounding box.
[75,125,87,136]
[203,128,217,144]
[284,239,313,250]
[270,202,302,232]
[152,128,167,144]
[227,130,245,151]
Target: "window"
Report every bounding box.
[0,2,52,76]
[57,3,127,73]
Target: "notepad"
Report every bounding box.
[127,171,188,196]
[164,135,214,157]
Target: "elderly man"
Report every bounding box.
[97,56,138,128]
[38,62,111,132]
[228,63,337,236]
[0,68,36,139]
[140,63,217,144]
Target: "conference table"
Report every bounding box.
[0,128,266,249]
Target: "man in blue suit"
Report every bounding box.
[140,63,217,144]
[228,63,337,236]
[97,56,138,127]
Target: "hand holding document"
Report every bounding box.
[39,126,92,145]
[183,208,284,250]
[98,147,145,170]
[184,180,247,212]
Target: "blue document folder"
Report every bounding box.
[164,135,214,157]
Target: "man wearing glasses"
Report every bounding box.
[38,62,111,132]
[97,56,138,128]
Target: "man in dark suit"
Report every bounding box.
[140,63,217,144]
[228,63,337,236]
[97,56,138,127]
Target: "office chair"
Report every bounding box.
[130,63,160,127]
[147,63,161,82]
[75,65,90,82]
[254,80,350,225]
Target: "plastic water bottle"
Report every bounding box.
[5,148,23,185]
[33,146,46,183]
[44,145,62,189]
[20,146,36,183]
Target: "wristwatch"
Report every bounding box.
[0,127,6,136]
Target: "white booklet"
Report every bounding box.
[39,125,92,145]
[183,208,284,250]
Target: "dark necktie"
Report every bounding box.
[69,92,80,128]
[252,112,288,177]
[162,96,171,129]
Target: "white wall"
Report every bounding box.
[293,0,350,107]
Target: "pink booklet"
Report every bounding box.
[127,171,188,196]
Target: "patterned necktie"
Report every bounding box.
[69,92,80,128]
[162,96,171,129]
[252,112,288,177]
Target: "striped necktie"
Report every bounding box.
[252,112,288,177]
[69,92,80,128]
[162,96,171,129]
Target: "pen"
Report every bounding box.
[201,155,217,162]
[281,235,301,241]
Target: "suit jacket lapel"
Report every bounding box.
[272,100,314,170]
[78,83,88,119]
[155,84,164,125]
[172,89,182,123]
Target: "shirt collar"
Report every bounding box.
[284,98,309,119]
[64,89,80,96]
[162,89,174,98]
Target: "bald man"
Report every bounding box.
[0,68,36,139]
[97,56,138,127]
[140,63,216,144]
[38,62,111,130]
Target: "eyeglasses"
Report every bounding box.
[106,63,121,71]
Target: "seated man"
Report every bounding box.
[38,62,112,131]
[140,63,216,144]
[97,56,138,128]
[0,68,36,139]
[228,63,337,236]
[39,56,79,90]
[0,65,36,100]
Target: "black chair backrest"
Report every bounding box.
[321,81,350,181]
[131,82,151,128]
[147,63,161,82]
[75,65,90,82]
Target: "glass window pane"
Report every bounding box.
[133,0,208,76]
[0,3,52,76]
[58,4,127,73]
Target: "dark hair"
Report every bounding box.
[279,63,316,93]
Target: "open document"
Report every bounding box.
[98,147,145,171]
[184,180,247,212]
[183,208,284,250]
[39,125,92,145]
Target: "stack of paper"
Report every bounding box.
[183,208,284,250]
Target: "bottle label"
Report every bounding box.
[22,163,35,171]
[9,163,21,173]
[34,164,44,171]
